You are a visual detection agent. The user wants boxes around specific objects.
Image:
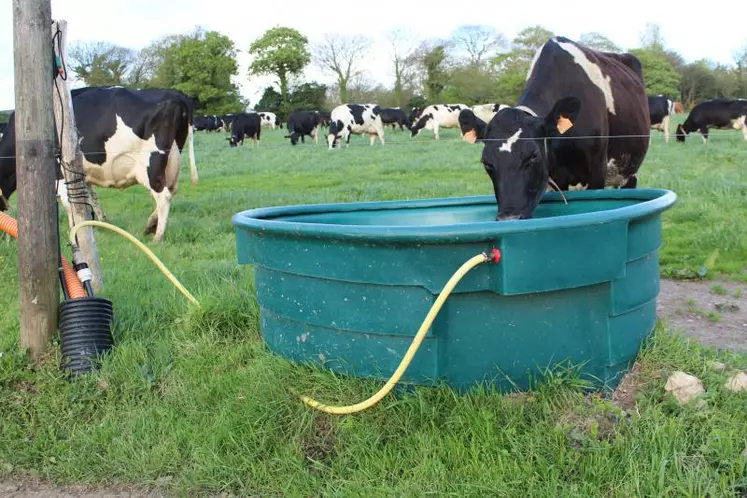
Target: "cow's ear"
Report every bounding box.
[545,96,581,135]
[459,111,480,144]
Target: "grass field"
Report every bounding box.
[1,118,747,496]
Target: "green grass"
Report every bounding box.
[1,122,747,496]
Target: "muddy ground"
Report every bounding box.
[1,278,745,497]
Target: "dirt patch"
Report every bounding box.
[301,415,337,465]
[657,279,747,352]
[0,478,164,497]
[611,362,644,411]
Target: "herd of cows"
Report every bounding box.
[0,36,745,238]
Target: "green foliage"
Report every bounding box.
[68,42,137,87]
[148,28,246,115]
[579,32,621,52]
[407,95,427,110]
[248,26,311,108]
[422,45,448,102]
[442,65,502,105]
[255,86,282,114]
[0,112,9,123]
[288,82,328,113]
[630,48,681,98]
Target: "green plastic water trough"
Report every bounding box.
[232,189,677,392]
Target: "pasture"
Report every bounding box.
[1,118,747,496]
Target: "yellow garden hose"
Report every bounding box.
[67,219,501,414]
[68,220,200,306]
[300,248,501,414]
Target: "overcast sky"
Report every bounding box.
[1,0,745,110]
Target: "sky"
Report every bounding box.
[1,0,745,110]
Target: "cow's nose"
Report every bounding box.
[497,213,524,221]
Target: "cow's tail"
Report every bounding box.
[187,123,198,185]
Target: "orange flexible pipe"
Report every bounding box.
[0,211,87,299]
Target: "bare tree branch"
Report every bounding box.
[312,33,371,103]
[449,25,507,66]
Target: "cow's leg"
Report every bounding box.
[433,122,440,140]
[369,134,376,146]
[700,127,709,144]
[144,187,172,242]
[662,115,670,143]
[377,127,385,145]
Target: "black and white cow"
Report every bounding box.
[471,103,509,125]
[227,112,262,147]
[648,95,674,142]
[459,36,650,221]
[194,115,224,132]
[258,111,280,130]
[410,104,470,139]
[284,110,323,145]
[408,107,423,127]
[676,98,747,143]
[0,86,193,242]
[379,107,410,130]
[327,104,385,149]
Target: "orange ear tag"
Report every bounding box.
[463,129,477,143]
[556,115,573,134]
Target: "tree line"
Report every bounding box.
[25,23,747,122]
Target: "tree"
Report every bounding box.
[442,65,502,104]
[491,26,555,103]
[68,41,137,86]
[312,33,370,103]
[630,48,681,98]
[387,28,420,108]
[288,82,328,112]
[449,24,506,66]
[419,43,449,102]
[248,26,311,108]
[255,86,282,114]
[579,32,621,52]
[640,23,666,55]
[148,27,247,114]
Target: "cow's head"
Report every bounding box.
[226,135,242,147]
[410,113,431,137]
[458,109,487,144]
[284,132,301,145]
[464,97,581,221]
[675,123,687,143]
[327,120,345,148]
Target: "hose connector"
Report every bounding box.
[72,246,94,298]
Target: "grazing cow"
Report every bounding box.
[648,95,675,142]
[458,109,489,143]
[459,36,650,221]
[227,112,262,147]
[285,110,323,145]
[194,115,223,132]
[258,111,280,130]
[379,107,410,130]
[0,86,192,242]
[327,104,385,149]
[410,104,470,140]
[676,98,747,143]
[471,103,509,125]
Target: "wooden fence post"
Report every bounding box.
[13,0,59,358]
[51,19,104,292]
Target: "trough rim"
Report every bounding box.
[231,188,677,243]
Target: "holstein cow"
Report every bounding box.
[285,110,323,145]
[194,115,224,132]
[676,98,747,143]
[0,86,193,242]
[459,36,650,221]
[410,104,470,140]
[648,94,675,142]
[471,103,509,125]
[379,107,410,130]
[258,111,281,130]
[327,104,385,149]
[227,112,262,147]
